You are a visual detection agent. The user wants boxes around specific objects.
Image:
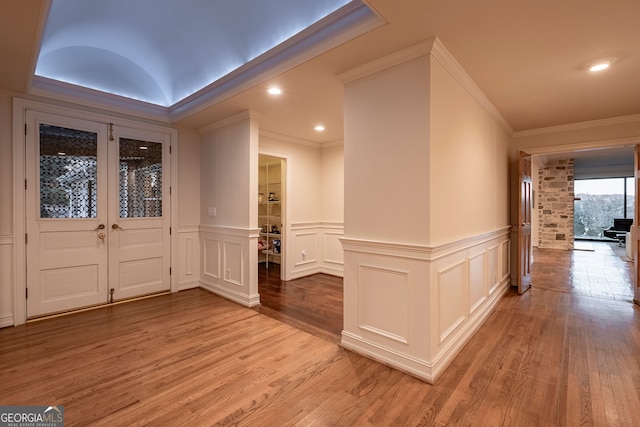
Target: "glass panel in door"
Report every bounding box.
[39,124,98,219]
[118,138,163,218]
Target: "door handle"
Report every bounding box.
[112,224,124,231]
[94,224,105,231]
[98,232,106,240]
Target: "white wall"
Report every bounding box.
[429,59,510,245]
[343,55,431,245]
[320,144,344,222]
[201,117,256,228]
[0,89,13,235]
[260,133,322,223]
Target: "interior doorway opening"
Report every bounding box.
[257,154,285,279]
[529,146,637,302]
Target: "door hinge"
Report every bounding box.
[169,226,172,235]
[25,288,28,299]
[169,186,172,195]
[24,123,27,135]
[25,179,27,190]
[25,233,27,244]
[169,146,172,154]
[169,267,172,275]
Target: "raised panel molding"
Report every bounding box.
[501,240,510,282]
[468,252,486,315]
[357,264,409,344]
[437,260,467,344]
[202,237,221,279]
[223,241,243,286]
[294,231,319,266]
[289,222,344,279]
[178,228,200,290]
[323,230,344,265]
[487,244,499,295]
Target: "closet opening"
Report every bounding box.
[258,154,285,279]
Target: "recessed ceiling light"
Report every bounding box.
[139,146,148,150]
[314,125,325,132]
[267,87,282,95]
[588,57,617,72]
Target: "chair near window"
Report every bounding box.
[603,218,633,245]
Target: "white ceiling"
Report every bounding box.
[2,0,640,145]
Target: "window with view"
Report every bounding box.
[574,177,635,239]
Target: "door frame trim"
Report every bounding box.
[12,97,179,325]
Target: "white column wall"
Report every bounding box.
[199,113,260,306]
[176,126,201,290]
[341,39,511,383]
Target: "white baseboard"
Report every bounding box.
[0,314,14,329]
[429,278,510,380]
[178,280,200,291]
[199,282,260,307]
[341,331,435,383]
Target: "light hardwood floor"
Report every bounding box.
[1,254,640,426]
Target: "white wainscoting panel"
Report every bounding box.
[202,237,221,279]
[178,227,200,290]
[501,239,510,282]
[0,235,14,328]
[199,226,260,307]
[290,222,344,279]
[341,227,511,383]
[437,260,467,343]
[468,253,486,314]
[357,264,409,344]
[487,244,500,295]
[294,232,319,266]
[223,241,243,286]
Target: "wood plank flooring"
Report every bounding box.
[252,263,343,344]
[1,256,640,425]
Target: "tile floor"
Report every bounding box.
[532,240,634,302]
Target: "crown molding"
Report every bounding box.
[29,76,172,123]
[337,38,435,83]
[338,37,513,135]
[198,110,263,134]
[260,130,322,148]
[513,113,640,138]
[430,38,513,135]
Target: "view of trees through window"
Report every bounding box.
[574,177,634,239]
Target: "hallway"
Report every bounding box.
[532,241,634,302]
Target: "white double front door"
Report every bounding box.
[25,111,171,318]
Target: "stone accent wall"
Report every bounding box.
[538,159,574,250]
